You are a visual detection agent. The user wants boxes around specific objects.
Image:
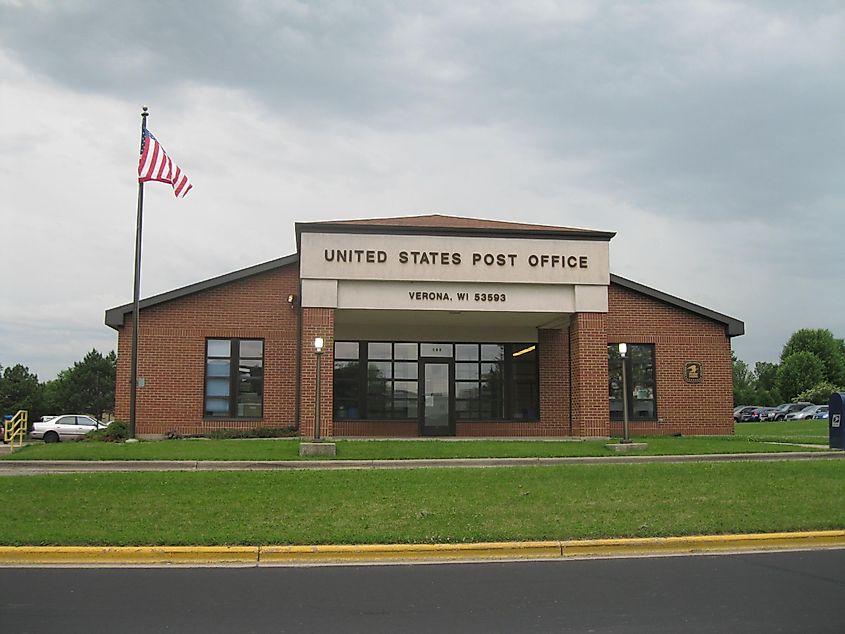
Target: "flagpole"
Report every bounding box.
[129,106,148,439]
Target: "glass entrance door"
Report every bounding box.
[421,362,453,436]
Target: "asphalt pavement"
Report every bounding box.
[2,550,844,633]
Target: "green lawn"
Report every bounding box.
[2,432,827,461]
[1,461,842,545]
[734,419,828,444]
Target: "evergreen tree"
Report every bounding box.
[0,364,44,419]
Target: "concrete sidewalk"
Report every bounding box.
[2,531,844,567]
[0,450,843,474]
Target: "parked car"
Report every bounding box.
[30,414,108,443]
[734,406,757,422]
[814,406,829,420]
[741,406,775,422]
[769,402,813,421]
[785,404,827,421]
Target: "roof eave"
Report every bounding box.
[610,274,744,337]
[295,220,616,244]
[104,253,299,329]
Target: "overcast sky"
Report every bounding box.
[1,1,843,381]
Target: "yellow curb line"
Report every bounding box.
[260,541,562,563]
[2,531,844,566]
[0,546,258,565]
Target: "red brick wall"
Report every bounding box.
[299,307,335,438]
[537,327,571,435]
[607,284,734,435]
[570,312,610,437]
[114,264,300,437]
[114,268,734,439]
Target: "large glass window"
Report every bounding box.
[333,342,361,419]
[333,341,538,422]
[455,344,505,420]
[204,338,264,418]
[511,344,539,420]
[608,344,657,421]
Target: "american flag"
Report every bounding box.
[138,129,193,198]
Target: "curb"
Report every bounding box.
[1,451,843,474]
[2,531,844,566]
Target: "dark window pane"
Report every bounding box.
[334,359,361,419]
[631,345,656,419]
[239,340,263,358]
[207,359,229,378]
[207,339,231,357]
[481,363,502,380]
[455,344,479,361]
[206,377,230,397]
[368,361,392,380]
[481,344,504,361]
[205,397,230,416]
[394,362,418,380]
[335,342,359,360]
[393,380,418,419]
[510,343,538,421]
[608,345,624,421]
[456,363,479,380]
[509,344,535,360]
[394,343,418,360]
[368,342,392,360]
[456,382,479,399]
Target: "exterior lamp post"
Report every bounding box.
[314,337,324,440]
[618,343,631,444]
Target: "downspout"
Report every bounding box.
[293,275,303,431]
[568,324,573,435]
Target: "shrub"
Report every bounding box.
[85,421,128,443]
[794,381,845,405]
[205,426,297,440]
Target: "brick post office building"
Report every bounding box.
[105,215,744,439]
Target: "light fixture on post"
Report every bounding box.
[618,343,631,444]
[287,293,296,306]
[314,337,324,440]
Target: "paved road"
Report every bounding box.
[2,550,844,633]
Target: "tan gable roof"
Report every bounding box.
[319,214,602,234]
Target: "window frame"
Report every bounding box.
[203,337,265,420]
[332,341,539,423]
[608,343,658,422]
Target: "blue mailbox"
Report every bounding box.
[829,392,845,450]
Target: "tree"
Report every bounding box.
[732,354,756,405]
[44,350,116,419]
[777,351,826,401]
[794,381,845,405]
[0,364,44,419]
[754,361,782,405]
[781,329,845,386]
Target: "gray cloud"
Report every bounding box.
[2,1,841,226]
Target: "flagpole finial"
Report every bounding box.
[141,106,148,117]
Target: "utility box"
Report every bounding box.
[829,392,845,450]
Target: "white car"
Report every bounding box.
[30,414,109,442]
[785,405,827,421]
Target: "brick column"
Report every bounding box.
[299,308,335,438]
[569,312,609,437]
[538,328,570,435]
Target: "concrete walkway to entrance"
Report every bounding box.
[1,450,842,474]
